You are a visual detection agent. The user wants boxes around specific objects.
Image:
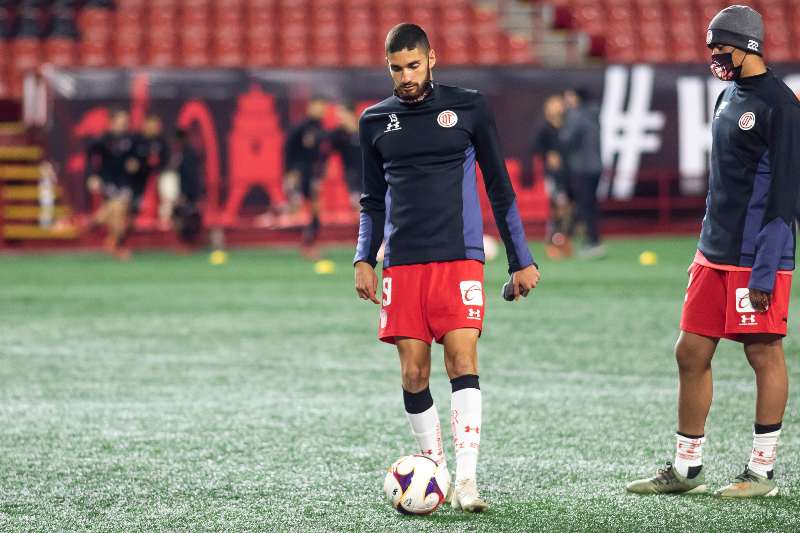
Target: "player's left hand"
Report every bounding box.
[749,288,770,312]
[512,264,541,300]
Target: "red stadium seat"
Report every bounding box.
[506,35,536,64]
[344,37,378,66]
[572,5,606,36]
[147,36,179,66]
[247,37,278,66]
[605,31,639,63]
[79,41,111,67]
[474,32,506,65]
[11,38,42,74]
[407,6,438,30]
[439,34,472,65]
[44,38,77,67]
[115,44,143,67]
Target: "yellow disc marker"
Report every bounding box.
[209,250,228,265]
[638,250,658,266]
[314,259,336,275]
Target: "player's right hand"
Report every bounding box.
[512,264,541,300]
[354,261,380,304]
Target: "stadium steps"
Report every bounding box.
[0,164,42,180]
[2,224,79,240]
[0,147,43,162]
[0,134,78,245]
[4,205,70,220]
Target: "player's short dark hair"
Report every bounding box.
[385,23,430,55]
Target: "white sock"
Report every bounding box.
[451,387,481,482]
[748,429,781,477]
[405,404,445,466]
[674,433,705,477]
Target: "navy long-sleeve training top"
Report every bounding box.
[699,70,800,293]
[354,83,535,274]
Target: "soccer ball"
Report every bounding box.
[383,455,450,515]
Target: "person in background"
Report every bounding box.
[85,108,139,260]
[532,94,572,259]
[283,96,328,258]
[131,114,170,218]
[169,129,203,247]
[329,101,362,211]
[561,87,604,258]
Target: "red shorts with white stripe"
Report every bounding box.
[379,260,485,345]
[680,262,792,342]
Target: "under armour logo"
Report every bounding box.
[467,308,481,320]
[740,314,757,326]
[385,113,402,132]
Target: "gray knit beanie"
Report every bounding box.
[706,5,764,56]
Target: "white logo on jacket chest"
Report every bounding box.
[385,114,402,132]
[437,110,458,128]
[739,112,756,130]
[714,101,729,120]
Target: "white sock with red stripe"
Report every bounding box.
[403,387,445,466]
[450,375,481,482]
[674,432,705,478]
[748,423,781,477]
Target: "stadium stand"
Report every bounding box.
[542,0,799,63]
[0,0,540,99]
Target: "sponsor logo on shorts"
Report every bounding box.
[460,281,483,306]
[739,112,756,131]
[467,308,481,320]
[735,288,755,313]
[437,110,458,128]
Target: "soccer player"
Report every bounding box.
[627,6,800,497]
[283,97,327,257]
[329,102,362,211]
[353,24,540,511]
[85,109,140,259]
[531,94,573,259]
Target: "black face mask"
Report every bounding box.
[710,52,743,81]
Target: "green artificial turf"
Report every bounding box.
[1,237,798,532]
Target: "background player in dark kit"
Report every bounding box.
[627,5,800,498]
[353,23,540,512]
[85,108,139,259]
[283,97,327,257]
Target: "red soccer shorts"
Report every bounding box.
[379,260,485,345]
[680,262,792,342]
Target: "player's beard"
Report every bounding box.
[395,66,433,102]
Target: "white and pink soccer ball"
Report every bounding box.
[383,455,450,515]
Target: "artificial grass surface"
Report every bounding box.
[1,237,798,532]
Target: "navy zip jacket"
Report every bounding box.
[699,70,800,293]
[354,83,535,273]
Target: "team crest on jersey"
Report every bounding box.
[738,112,756,131]
[385,114,402,132]
[460,281,483,306]
[437,110,458,128]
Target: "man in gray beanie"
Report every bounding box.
[628,5,800,498]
